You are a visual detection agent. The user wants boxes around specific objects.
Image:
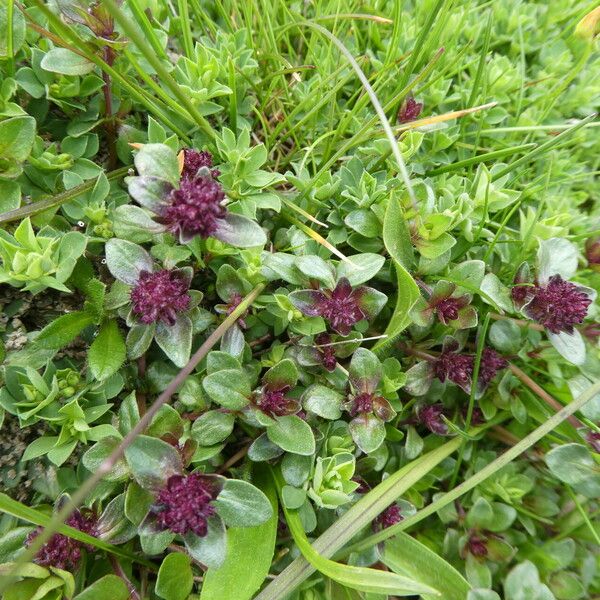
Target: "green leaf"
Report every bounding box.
[0,180,21,213]
[155,315,192,368]
[267,415,316,456]
[156,553,193,600]
[72,575,129,600]
[373,197,419,355]
[124,435,183,490]
[214,213,267,248]
[201,467,278,600]
[35,311,95,349]
[349,414,386,454]
[214,479,273,527]
[302,384,343,420]
[0,3,26,57]
[183,516,227,568]
[336,253,385,286]
[202,369,251,409]
[22,436,59,461]
[0,116,36,163]
[40,48,95,75]
[104,238,153,285]
[88,320,126,380]
[383,533,471,600]
[545,443,600,498]
[134,144,180,186]
[191,411,235,446]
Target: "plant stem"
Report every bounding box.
[109,555,141,600]
[0,284,265,595]
[509,363,582,429]
[0,166,130,224]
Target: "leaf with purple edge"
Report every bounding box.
[349,413,386,454]
[349,348,382,394]
[213,213,267,248]
[288,289,327,316]
[263,359,299,389]
[355,286,387,320]
[183,516,227,568]
[105,238,153,285]
[126,175,173,213]
[124,435,183,491]
[154,315,192,368]
[133,144,180,186]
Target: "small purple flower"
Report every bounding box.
[352,476,371,494]
[434,349,474,390]
[433,345,507,393]
[254,384,299,418]
[154,473,219,537]
[181,148,219,180]
[316,279,366,335]
[523,275,592,334]
[289,278,387,336]
[162,176,227,241]
[374,504,403,530]
[131,269,191,325]
[398,97,423,123]
[586,430,600,453]
[417,403,448,435]
[585,237,600,271]
[216,292,248,329]
[315,333,338,371]
[478,348,508,387]
[467,533,488,558]
[27,510,97,571]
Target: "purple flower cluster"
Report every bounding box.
[434,347,507,391]
[467,533,488,557]
[181,148,219,180]
[417,403,448,435]
[255,384,298,417]
[315,333,338,371]
[518,275,592,334]
[131,269,191,325]
[435,297,467,324]
[375,504,403,529]
[314,279,366,336]
[155,473,218,537]
[27,510,97,571]
[162,176,226,240]
[398,97,423,123]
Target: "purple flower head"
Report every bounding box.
[478,348,508,387]
[290,278,386,337]
[345,391,394,421]
[467,533,488,558]
[154,473,219,536]
[586,430,600,453]
[398,97,423,123]
[433,344,507,393]
[417,403,448,435]
[181,148,219,180]
[316,278,366,336]
[434,349,473,390]
[161,176,227,241]
[255,384,299,418]
[27,510,97,571]
[315,333,338,371]
[131,269,191,325]
[352,476,371,494]
[435,297,466,323]
[523,275,592,334]
[374,504,403,530]
[585,237,600,271]
[222,292,248,329]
